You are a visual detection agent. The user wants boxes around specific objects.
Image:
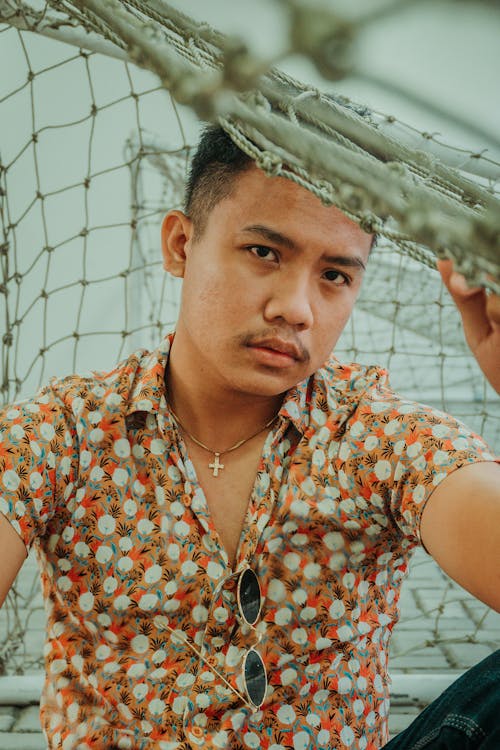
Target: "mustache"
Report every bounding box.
[241,329,310,363]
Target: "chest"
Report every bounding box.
[186,438,266,566]
[44,417,400,636]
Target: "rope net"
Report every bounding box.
[0,0,499,679]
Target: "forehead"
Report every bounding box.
[211,165,371,253]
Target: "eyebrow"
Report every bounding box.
[241,223,367,271]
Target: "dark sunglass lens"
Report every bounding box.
[244,648,267,707]
[239,568,261,625]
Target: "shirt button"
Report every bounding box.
[182,495,192,508]
[206,655,218,667]
[191,726,204,738]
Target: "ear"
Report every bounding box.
[161,210,194,278]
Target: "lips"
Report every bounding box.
[248,338,301,361]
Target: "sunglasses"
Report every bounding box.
[156,566,267,711]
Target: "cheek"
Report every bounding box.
[182,256,221,303]
[194,256,260,303]
[181,265,253,331]
[312,297,355,348]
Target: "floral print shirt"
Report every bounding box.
[0,332,495,750]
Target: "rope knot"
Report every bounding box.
[359,213,378,234]
[256,151,282,176]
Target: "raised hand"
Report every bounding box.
[438,259,500,394]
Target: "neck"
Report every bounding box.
[166,335,283,449]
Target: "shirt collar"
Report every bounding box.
[278,375,311,435]
[125,331,175,416]
[278,352,368,437]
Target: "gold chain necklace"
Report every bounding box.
[168,405,279,477]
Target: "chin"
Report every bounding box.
[235,371,306,398]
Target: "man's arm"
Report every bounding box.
[429,261,500,610]
[0,514,27,608]
[420,461,500,612]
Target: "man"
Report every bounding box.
[0,125,499,750]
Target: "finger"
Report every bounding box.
[436,259,491,349]
[436,259,481,299]
[437,259,500,328]
[486,292,500,327]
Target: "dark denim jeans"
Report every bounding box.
[384,650,500,749]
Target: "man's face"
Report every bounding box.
[162,165,372,398]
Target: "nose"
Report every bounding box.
[263,273,314,330]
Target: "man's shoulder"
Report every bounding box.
[315,357,468,430]
[44,346,156,416]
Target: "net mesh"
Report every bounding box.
[0,0,499,679]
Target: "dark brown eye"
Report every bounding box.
[249,246,277,261]
[323,270,349,285]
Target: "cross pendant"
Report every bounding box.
[209,453,225,477]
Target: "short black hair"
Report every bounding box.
[185,125,254,238]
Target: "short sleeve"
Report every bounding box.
[335,371,497,546]
[0,379,80,550]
